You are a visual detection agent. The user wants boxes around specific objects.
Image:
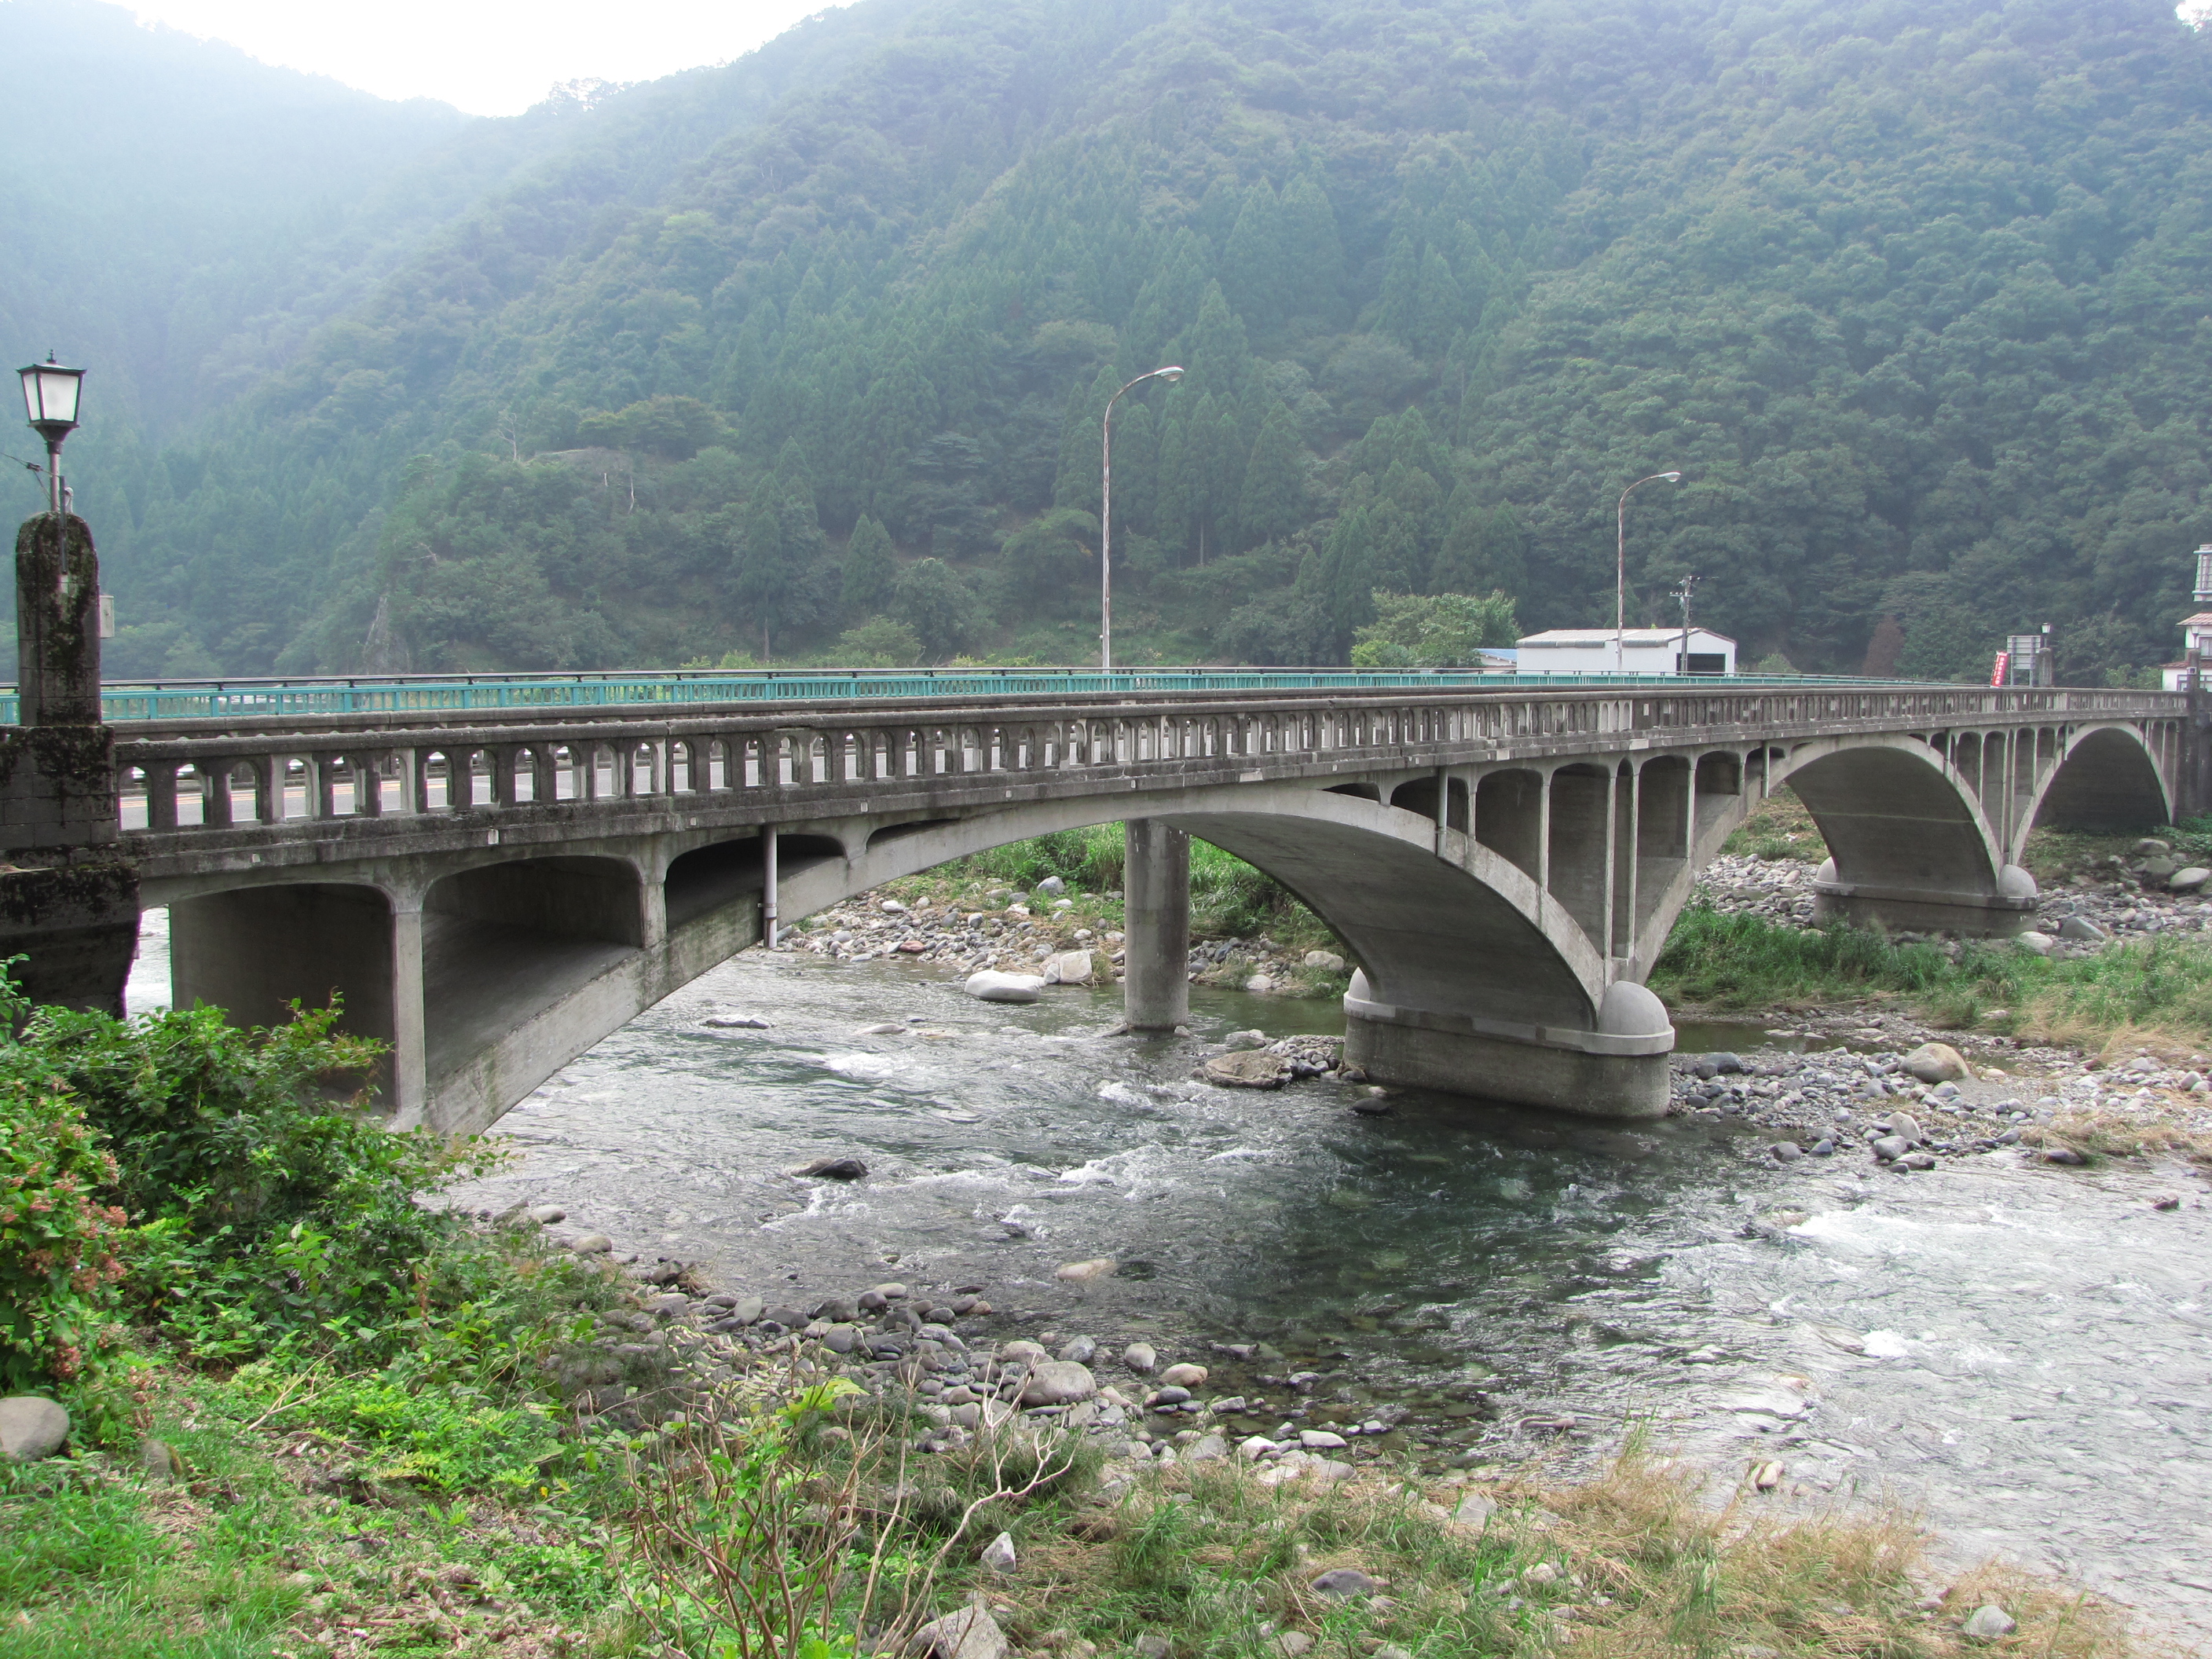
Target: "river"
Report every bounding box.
[125,911,2212,1637]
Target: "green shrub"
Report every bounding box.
[0,1068,128,1401]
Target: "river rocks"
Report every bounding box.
[0,1397,69,1462]
[1223,1029,1269,1051]
[980,1531,1018,1574]
[1309,1567,1379,1598]
[1203,1050,1291,1089]
[1186,1434,1229,1461]
[1155,1362,1208,1388]
[1019,1362,1097,1405]
[1871,1135,1910,1162]
[1886,1110,1924,1144]
[1035,876,1066,895]
[1961,1606,2018,1642]
[963,970,1046,1003]
[1771,1141,1801,1163]
[2016,930,2056,956]
[1298,1428,1349,1449]
[703,1013,772,1028]
[855,1022,907,1035]
[569,1232,613,1254]
[910,1600,1009,1659]
[1042,950,1093,985]
[1055,1258,1116,1283]
[1057,1335,1097,1364]
[1302,950,1346,972]
[527,1203,566,1224]
[2058,915,2109,942]
[1903,1042,1968,1083]
[795,1155,870,1181]
[2172,866,2212,893]
[1452,1491,1497,1529]
[1122,1342,1158,1373]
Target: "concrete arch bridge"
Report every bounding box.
[13,683,2188,1130]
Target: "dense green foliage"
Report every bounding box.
[22,0,2212,683]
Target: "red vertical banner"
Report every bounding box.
[1990,650,2010,687]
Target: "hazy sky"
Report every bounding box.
[125,0,849,116]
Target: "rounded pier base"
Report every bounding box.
[1342,974,1675,1120]
[1812,860,2038,937]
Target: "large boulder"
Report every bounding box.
[1203,1050,1290,1089]
[1019,1361,1098,1405]
[2173,867,2212,894]
[1042,950,1093,985]
[964,971,1046,1003]
[2058,915,2109,943]
[910,1600,1010,1659]
[0,1397,69,1462]
[1902,1042,1969,1083]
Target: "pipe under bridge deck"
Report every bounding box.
[2,668,2196,1133]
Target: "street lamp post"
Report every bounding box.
[1615,470,1682,672]
[18,354,86,515]
[1101,364,1184,671]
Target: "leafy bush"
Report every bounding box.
[0,1067,128,1401]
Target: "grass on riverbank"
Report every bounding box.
[4,1364,2155,1659]
[1654,904,2212,1057]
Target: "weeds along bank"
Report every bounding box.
[0,967,2166,1657]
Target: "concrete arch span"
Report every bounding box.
[800,782,1606,1030]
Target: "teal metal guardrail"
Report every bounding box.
[0,667,1976,725]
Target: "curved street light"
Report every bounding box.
[1616,470,1682,673]
[1101,364,1183,671]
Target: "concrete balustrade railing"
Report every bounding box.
[107,683,2185,838]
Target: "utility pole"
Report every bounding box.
[1672,572,1700,675]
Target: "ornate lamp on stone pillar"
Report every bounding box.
[20,355,84,516]
[1,355,137,1014]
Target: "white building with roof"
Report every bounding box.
[2161,546,2212,690]
[1514,627,1736,676]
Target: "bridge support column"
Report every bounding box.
[1123,819,1189,1031]
[1343,974,1675,1119]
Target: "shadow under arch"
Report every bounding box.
[2019,723,2171,849]
[1774,736,2006,901]
[168,881,405,1108]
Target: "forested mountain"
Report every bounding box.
[20,0,2212,683]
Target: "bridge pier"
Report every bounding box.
[1123,819,1190,1031]
[1342,972,1675,1119]
[0,514,137,1012]
[1811,862,2040,937]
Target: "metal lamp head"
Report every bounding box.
[1154,364,1185,383]
[19,353,84,441]
[1659,471,1683,482]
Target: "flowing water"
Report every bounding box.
[125,912,2212,1637]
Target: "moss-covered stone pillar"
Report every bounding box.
[0,514,137,1014]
